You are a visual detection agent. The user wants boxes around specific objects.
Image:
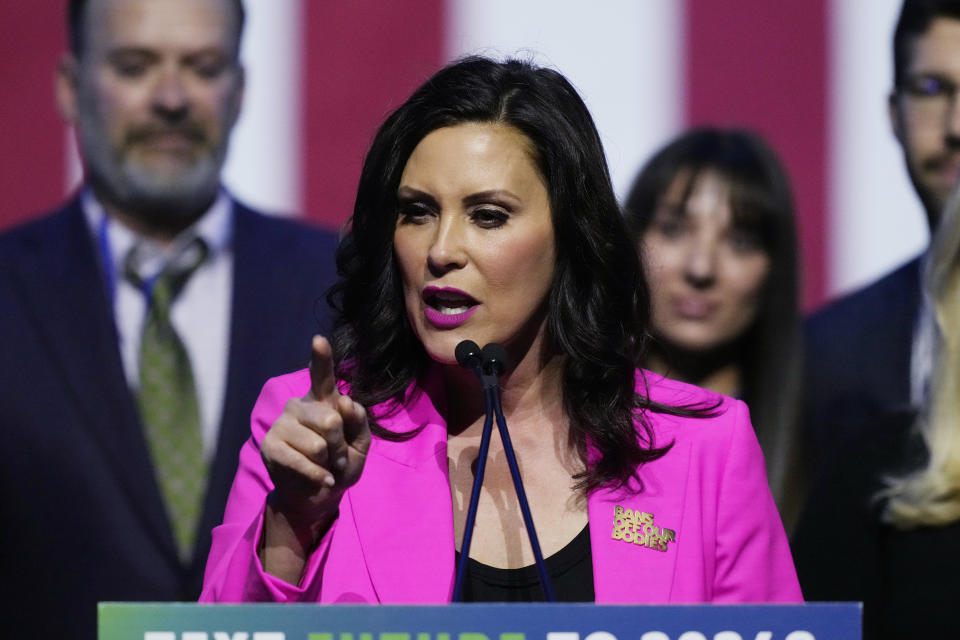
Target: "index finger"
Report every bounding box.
[307,335,338,400]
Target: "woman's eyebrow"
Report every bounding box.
[463,190,521,208]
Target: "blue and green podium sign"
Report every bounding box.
[98,602,860,640]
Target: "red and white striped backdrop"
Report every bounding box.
[0,0,929,310]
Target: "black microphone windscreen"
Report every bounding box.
[481,342,508,374]
[455,340,482,369]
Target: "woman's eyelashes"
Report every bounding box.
[396,200,434,224]
[728,228,765,253]
[649,210,766,254]
[649,210,686,238]
[395,198,511,229]
[470,206,509,228]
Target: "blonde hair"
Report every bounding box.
[882,183,960,527]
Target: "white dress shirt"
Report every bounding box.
[83,189,234,460]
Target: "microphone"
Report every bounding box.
[455,339,483,375]
[480,342,508,376]
[452,339,496,602]
[452,340,555,603]
[456,339,502,391]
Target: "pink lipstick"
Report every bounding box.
[422,286,479,329]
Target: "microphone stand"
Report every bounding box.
[452,341,555,602]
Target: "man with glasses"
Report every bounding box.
[804,0,960,480]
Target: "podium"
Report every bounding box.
[98,602,860,639]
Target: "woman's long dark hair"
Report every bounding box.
[623,127,803,524]
[329,56,692,492]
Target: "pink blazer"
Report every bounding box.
[201,367,801,603]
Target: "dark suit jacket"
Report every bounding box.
[802,256,922,469]
[793,409,959,640]
[0,196,339,639]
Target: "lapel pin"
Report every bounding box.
[611,505,676,552]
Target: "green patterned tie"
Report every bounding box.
[127,239,209,561]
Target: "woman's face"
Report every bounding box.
[642,169,771,353]
[393,122,557,365]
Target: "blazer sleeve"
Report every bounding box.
[199,371,335,602]
[712,399,803,602]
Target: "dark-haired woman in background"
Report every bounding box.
[201,60,800,603]
[623,128,804,530]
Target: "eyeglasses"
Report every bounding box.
[898,73,960,116]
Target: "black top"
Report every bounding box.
[792,408,960,640]
[456,524,595,602]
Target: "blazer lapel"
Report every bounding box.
[589,436,691,603]
[9,202,175,557]
[348,377,456,603]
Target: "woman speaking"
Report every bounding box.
[200,57,800,603]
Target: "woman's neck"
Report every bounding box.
[444,350,587,567]
[644,342,743,398]
[442,349,567,441]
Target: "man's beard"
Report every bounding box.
[77,107,229,233]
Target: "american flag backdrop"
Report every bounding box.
[0,0,930,311]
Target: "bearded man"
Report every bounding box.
[0,1,338,637]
